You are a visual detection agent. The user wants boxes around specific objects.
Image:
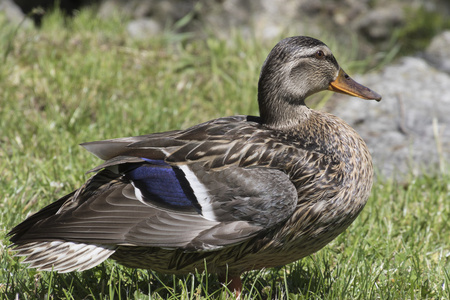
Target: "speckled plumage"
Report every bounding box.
[8,36,381,293]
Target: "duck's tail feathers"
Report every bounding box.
[12,241,116,273]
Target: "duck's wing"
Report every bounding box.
[9,116,299,252]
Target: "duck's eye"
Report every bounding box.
[315,50,325,59]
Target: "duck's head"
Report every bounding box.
[258,36,381,128]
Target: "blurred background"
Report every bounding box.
[1,0,449,179]
[3,0,450,55]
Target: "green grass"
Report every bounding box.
[1,8,449,300]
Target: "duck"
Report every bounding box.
[8,36,381,295]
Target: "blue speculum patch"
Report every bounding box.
[125,159,199,210]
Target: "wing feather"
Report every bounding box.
[10,116,304,254]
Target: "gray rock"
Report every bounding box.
[203,0,304,40]
[331,57,450,179]
[98,0,195,24]
[355,5,405,42]
[424,30,450,73]
[0,0,33,27]
[99,0,197,39]
[98,0,154,19]
[127,18,162,39]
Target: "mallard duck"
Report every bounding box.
[8,36,381,294]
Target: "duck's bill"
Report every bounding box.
[328,68,381,101]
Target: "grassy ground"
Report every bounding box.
[1,8,449,300]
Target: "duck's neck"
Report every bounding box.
[258,94,312,131]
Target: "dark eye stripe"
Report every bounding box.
[296,52,340,70]
[305,53,337,66]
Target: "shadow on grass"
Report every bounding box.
[245,258,334,299]
[3,258,333,299]
[4,264,225,299]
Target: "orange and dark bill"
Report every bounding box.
[328,68,381,101]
